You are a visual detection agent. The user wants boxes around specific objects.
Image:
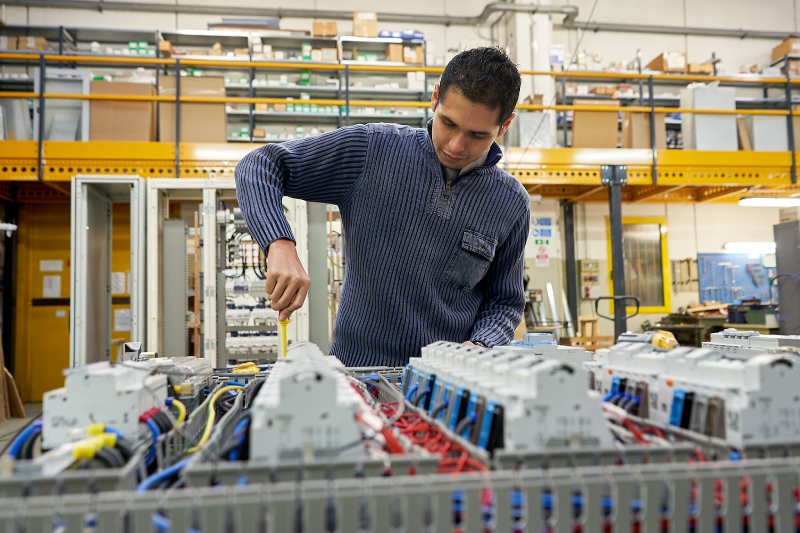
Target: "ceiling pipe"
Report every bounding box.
[4,0,577,27]
[560,20,796,41]
[9,0,793,41]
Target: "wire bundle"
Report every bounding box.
[380,402,488,475]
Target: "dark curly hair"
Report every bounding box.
[438,47,521,125]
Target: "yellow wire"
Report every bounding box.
[186,385,244,454]
[171,399,187,425]
[328,255,344,269]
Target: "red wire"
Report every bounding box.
[642,426,664,438]
[623,418,648,444]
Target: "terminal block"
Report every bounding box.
[405,340,612,453]
[42,362,168,449]
[147,357,212,414]
[703,328,800,359]
[587,335,800,449]
[248,342,369,462]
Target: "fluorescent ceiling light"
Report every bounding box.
[723,241,776,253]
[738,197,800,207]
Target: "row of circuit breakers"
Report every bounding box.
[15,327,800,478]
[402,329,800,452]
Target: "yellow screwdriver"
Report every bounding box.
[279,316,289,357]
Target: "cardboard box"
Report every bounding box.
[646,52,687,73]
[17,36,49,51]
[589,86,616,95]
[255,103,268,111]
[310,49,323,62]
[90,81,157,142]
[274,103,287,112]
[159,76,226,143]
[252,128,266,138]
[680,86,737,151]
[0,37,17,51]
[321,48,338,61]
[773,38,800,62]
[523,94,544,107]
[158,40,174,57]
[386,43,403,63]
[353,12,378,38]
[687,62,714,74]
[621,112,666,149]
[571,99,620,148]
[313,21,338,37]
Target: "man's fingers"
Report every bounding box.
[283,283,310,316]
[265,272,279,295]
[268,275,289,308]
[271,275,309,311]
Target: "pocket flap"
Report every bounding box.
[461,230,496,261]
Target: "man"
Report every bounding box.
[236,46,529,367]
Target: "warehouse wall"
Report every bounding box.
[555,0,796,75]
[6,0,800,74]
[575,202,783,336]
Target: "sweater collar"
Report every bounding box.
[424,119,504,172]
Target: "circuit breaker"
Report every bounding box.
[580,260,601,300]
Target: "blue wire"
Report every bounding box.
[104,426,124,439]
[405,384,419,401]
[145,419,160,466]
[136,457,192,492]
[8,420,43,459]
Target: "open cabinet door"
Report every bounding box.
[70,176,145,367]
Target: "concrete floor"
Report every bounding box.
[0,403,42,450]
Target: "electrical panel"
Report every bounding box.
[42,362,168,449]
[579,259,601,300]
[404,338,612,453]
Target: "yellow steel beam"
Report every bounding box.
[696,186,751,203]
[0,53,791,85]
[630,185,686,203]
[572,185,607,201]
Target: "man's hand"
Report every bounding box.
[462,341,476,346]
[266,238,311,322]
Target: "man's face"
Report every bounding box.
[430,83,515,169]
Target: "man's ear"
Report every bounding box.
[430,83,440,114]
[498,112,516,138]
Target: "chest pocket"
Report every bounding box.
[444,230,497,292]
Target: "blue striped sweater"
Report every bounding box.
[235,122,529,367]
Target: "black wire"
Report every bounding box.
[19,429,40,460]
[413,388,428,407]
[0,412,42,457]
[156,411,174,432]
[104,446,127,468]
[115,437,134,462]
[248,379,266,406]
[151,412,170,434]
[431,401,449,418]
[453,415,474,436]
[93,447,120,469]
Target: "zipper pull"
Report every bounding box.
[444,177,453,197]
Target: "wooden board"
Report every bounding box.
[737,117,752,151]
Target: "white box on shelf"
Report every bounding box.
[742,115,788,151]
[680,84,737,151]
